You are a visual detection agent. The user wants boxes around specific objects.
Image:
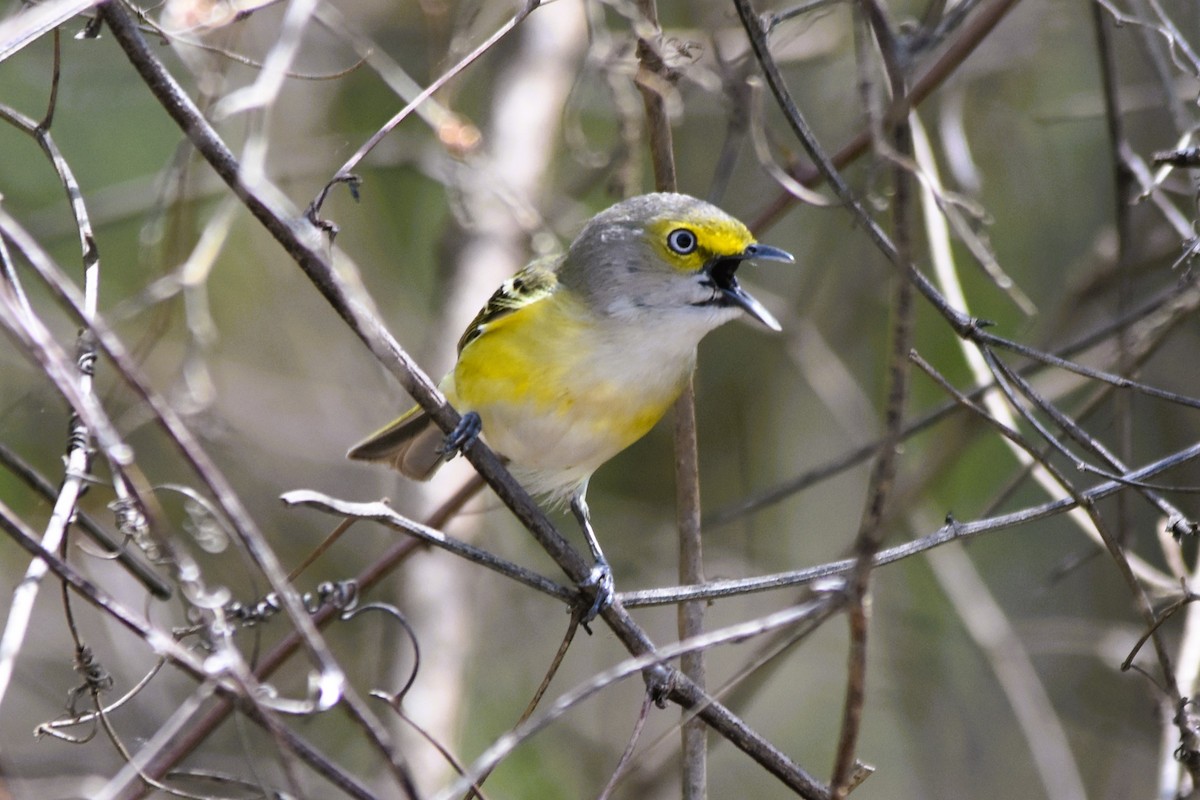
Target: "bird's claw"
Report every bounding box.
[578,557,614,631]
[439,411,482,458]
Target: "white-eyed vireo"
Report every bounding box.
[349,192,793,620]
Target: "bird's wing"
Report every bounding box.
[457,257,559,354]
[345,403,446,479]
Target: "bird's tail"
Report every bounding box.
[347,406,447,480]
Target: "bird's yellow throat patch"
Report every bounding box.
[646,216,755,272]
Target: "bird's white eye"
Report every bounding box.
[666,228,698,255]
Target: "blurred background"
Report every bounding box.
[1,0,1198,797]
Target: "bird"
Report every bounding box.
[348,192,793,622]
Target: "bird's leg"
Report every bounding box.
[438,411,482,458]
[572,489,672,698]
[570,486,614,625]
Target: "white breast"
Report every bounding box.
[486,304,739,501]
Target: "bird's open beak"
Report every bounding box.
[704,243,794,332]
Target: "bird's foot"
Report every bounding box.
[438,411,482,458]
[577,557,614,632]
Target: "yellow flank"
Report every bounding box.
[450,288,687,493]
[646,216,754,272]
[452,294,586,411]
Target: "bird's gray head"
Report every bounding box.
[557,193,793,330]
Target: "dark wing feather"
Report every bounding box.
[457,257,559,353]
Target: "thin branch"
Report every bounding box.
[630,5,710,795]
[0,54,105,714]
[749,0,1026,233]
[622,436,1200,607]
[980,348,1181,702]
[0,0,100,64]
[211,0,321,117]
[1091,0,1137,572]
[310,0,543,216]
[0,436,170,600]
[431,597,838,800]
[926,540,1088,800]
[281,491,573,602]
[831,4,915,787]
[597,692,655,800]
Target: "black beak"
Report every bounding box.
[703,243,794,331]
